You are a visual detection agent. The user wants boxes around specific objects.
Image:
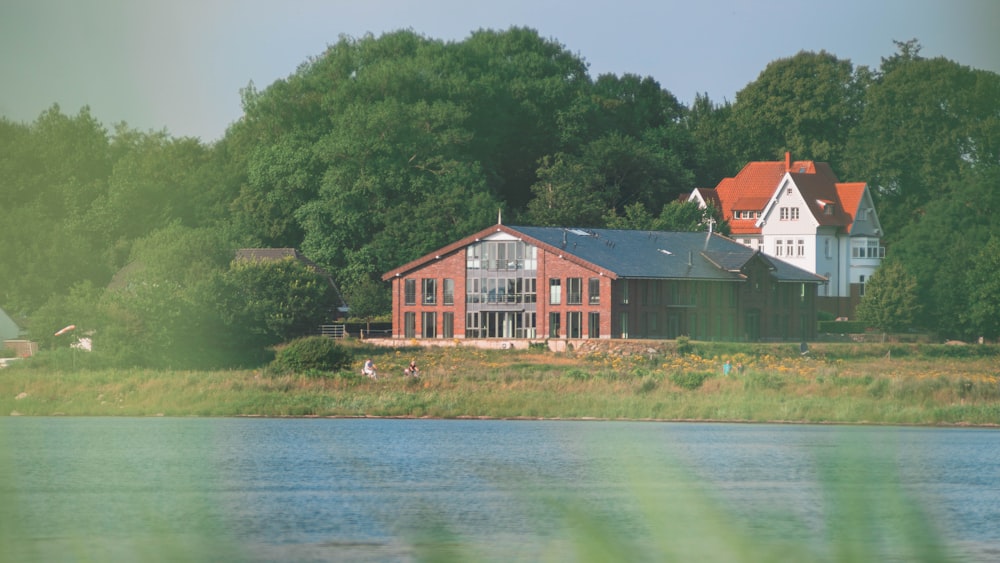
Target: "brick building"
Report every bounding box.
[382,223,826,342]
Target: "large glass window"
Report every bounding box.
[567,312,582,339]
[524,278,536,303]
[588,312,600,338]
[567,278,582,305]
[588,278,600,305]
[465,312,481,338]
[422,279,436,305]
[443,279,454,305]
[404,279,416,306]
[549,278,561,305]
[422,312,436,338]
[549,312,561,338]
[442,312,454,338]
[404,312,416,338]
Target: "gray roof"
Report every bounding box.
[511,226,825,283]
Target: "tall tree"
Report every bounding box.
[683,93,741,186]
[965,235,1000,341]
[886,164,999,338]
[855,260,921,333]
[844,44,1000,238]
[729,50,867,167]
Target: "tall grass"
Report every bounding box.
[2,343,998,425]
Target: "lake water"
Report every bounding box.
[2,418,999,562]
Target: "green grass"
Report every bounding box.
[1,342,998,425]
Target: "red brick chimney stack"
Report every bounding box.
[785,151,791,172]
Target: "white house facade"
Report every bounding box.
[690,154,884,317]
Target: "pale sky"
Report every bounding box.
[2,0,997,142]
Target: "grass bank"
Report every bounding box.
[2,342,999,425]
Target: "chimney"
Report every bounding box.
[785,151,791,173]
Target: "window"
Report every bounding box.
[797,239,805,257]
[859,275,866,297]
[442,312,454,338]
[852,239,886,259]
[775,240,784,256]
[567,312,582,339]
[443,279,454,305]
[422,279,436,304]
[588,312,600,338]
[404,312,416,338]
[567,278,582,305]
[404,279,416,306]
[549,312,561,337]
[588,278,600,305]
[549,278,561,305]
[465,312,481,338]
[780,207,789,220]
[422,312,436,338]
[791,208,799,220]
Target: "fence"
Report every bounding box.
[319,324,346,338]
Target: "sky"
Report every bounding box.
[2,0,998,143]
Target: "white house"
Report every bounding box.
[689,153,884,317]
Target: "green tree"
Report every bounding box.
[855,260,921,333]
[344,277,391,334]
[886,164,999,338]
[605,201,726,234]
[729,50,867,166]
[683,93,741,186]
[526,154,606,226]
[844,45,1000,238]
[965,235,1000,340]
[0,107,115,312]
[215,257,337,349]
[101,224,235,368]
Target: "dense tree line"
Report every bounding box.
[1,30,998,366]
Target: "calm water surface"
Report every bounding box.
[2,418,998,562]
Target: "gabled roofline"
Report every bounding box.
[381,224,620,281]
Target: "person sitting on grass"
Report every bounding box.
[404,360,420,377]
[362,358,378,379]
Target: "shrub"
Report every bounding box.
[743,371,786,391]
[637,376,659,394]
[670,371,711,390]
[271,337,350,375]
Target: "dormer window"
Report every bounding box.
[824,204,834,215]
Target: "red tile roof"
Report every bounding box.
[835,182,866,232]
[701,155,863,234]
